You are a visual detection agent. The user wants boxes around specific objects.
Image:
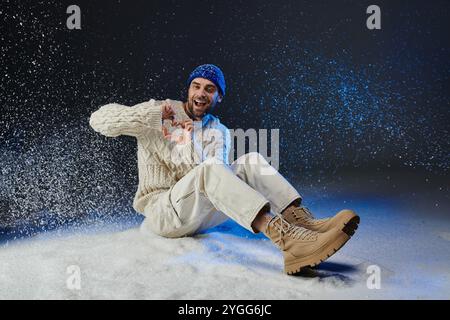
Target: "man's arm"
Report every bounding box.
[89,100,162,138]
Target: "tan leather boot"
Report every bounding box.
[263,215,350,274]
[282,206,360,236]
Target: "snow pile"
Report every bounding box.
[1,191,449,299]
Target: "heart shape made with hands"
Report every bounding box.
[162,119,194,145]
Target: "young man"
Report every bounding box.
[89,64,360,274]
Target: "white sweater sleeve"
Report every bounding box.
[89,100,162,138]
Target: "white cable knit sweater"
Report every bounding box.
[89,98,230,214]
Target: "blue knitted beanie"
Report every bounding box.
[187,64,226,97]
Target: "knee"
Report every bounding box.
[238,152,265,165]
[199,157,229,172]
[202,156,227,165]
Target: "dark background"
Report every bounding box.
[1,0,449,236]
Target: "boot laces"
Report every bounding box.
[293,206,326,225]
[270,214,317,247]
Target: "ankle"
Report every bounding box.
[251,205,273,233]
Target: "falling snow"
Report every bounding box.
[1,1,449,243]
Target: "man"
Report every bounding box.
[89,64,360,275]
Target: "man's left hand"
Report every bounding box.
[164,119,194,145]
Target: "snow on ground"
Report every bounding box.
[0,188,449,299]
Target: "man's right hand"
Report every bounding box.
[161,101,176,121]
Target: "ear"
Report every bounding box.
[217,94,223,103]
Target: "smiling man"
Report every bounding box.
[89,64,360,274]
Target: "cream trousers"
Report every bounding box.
[140,152,301,238]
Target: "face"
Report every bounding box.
[186,77,222,120]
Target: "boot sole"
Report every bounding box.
[303,214,360,271]
[341,215,360,237]
[284,231,350,275]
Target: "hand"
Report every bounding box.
[161,101,176,122]
[170,119,193,145]
[162,126,172,140]
[173,119,193,131]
